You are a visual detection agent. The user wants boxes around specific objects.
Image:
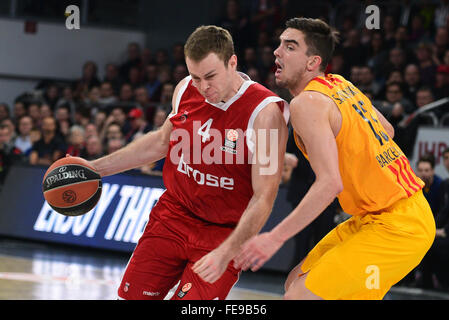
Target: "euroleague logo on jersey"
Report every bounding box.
[222,129,239,155]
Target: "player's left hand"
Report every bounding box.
[233,232,284,272]
[192,248,232,284]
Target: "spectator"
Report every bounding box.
[144,64,162,102]
[217,0,250,52]
[12,101,27,124]
[104,63,122,94]
[84,86,101,109]
[27,103,41,128]
[434,27,449,64]
[0,124,12,186]
[435,0,449,29]
[366,31,388,74]
[349,65,362,86]
[170,42,185,68]
[134,87,156,124]
[78,61,101,90]
[342,29,367,76]
[404,64,422,102]
[127,66,143,89]
[141,48,154,68]
[119,83,135,103]
[416,42,437,86]
[159,83,175,112]
[98,82,118,107]
[55,104,72,138]
[384,47,407,77]
[434,65,449,100]
[39,104,53,122]
[172,64,189,87]
[358,66,382,97]
[383,15,397,49]
[13,116,33,157]
[375,82,414,125]
[66,125,86,157]
[154,48,171,75]
[106,138,125,155]
[84,122,99,139]
[29,117,65,166]
[119,42,142,80]
[1,118,16,145]
[94,110,107,134]
[101,121,123,146]
[55,86,77,120]
[125,108,152,143]
[409,14,431,46]
[417,153,444,215]
[0,103,10,123]
[80,134,103,161]
[240,47,258,73]
[152,108,168,131]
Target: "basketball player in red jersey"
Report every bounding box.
[88,25,289,299]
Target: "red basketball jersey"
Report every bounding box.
[160,74,289,226]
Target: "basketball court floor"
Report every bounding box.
[1,237,448,300]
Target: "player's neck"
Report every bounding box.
[290,71,325,97]
[222,72,245,102]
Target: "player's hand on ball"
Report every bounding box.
[234,232,284,272]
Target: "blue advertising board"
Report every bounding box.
[0,165,296,272]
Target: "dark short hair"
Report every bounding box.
[443,147,449,156]
[418,153,436,169]
[285,17,339,72]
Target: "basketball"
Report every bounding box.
[42,157,102,216]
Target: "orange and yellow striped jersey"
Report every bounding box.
[294,73,424,215]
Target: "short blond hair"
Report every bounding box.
[184,25,235,66]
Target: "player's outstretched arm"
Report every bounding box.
[234,91,343,271]
[192,102,288,283]
[90,78,188,177]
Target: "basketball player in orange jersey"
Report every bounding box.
[234,18,436,300]
[86,26,289,299]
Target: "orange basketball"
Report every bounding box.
[42,157,102,216]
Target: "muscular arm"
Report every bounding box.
[90,78,187,177]
[269,92,343,242]
[192,102,288,283]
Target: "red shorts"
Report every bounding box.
[117,194,240,300]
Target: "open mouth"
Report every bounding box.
[275,60,283,75]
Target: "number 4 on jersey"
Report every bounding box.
[197,118,213,143]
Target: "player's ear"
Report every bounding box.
[307,55,322,72]
[228,54,238,70]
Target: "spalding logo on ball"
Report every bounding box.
[42,157,102,216]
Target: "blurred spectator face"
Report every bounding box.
[350,66,361,84]
[359,67,373,85]
[247,67,261,83]
[416,44,432,62]
[173,65,188,84]
[107,138,124,154]
[153,109,168,128]
[94,111,106,129]
[100,82,114,98]
[69,126,85,147]
[244,47,257,65]
[13,102,26,119]
[84,123,98,138]
[443,150,449,173]
[416,89,434,108]
[261,46,274,67]
[18,116,33,136]
[85,135,102,158]
[46,85,59,100]
[387,70,403,84]
[83,61,97,80]
[128,43,141,61]
[55,107,70,122]
[435,27,448,47]
[161,83,174,103]
[146,65,158,82]
[347,29,360,47]
[411,15,424,32]
[106,124,122,141]
[226,0,239,18]
[135,87,149,105]
[111,108,126,125]
[128,109,144,130]
[1,119,15,140]
[105,64,119,80]
[28,104,40,123]
[41,117,56,135]
[120,84,134,101]
[389,48,405,67]
[258,31,270,47]
[384,16,395,33]
[40,104,52,119]
[30,129,41,144]
[417,161,434,185]
[172,44,184,63]
[158,69,171,83]
[62,86,73,101]
[330,54,344,73]
[142,48,153,65]
[371,32,383,50]
[0,125,9,145]
[395,26,408,43]
[404,64,420,86]
[0,104,9,121]
[88,86,101,102]
[156,49,168,65]
[128,67,141,84]
[386,84,403,103]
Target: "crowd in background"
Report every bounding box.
[1,0,449,292]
